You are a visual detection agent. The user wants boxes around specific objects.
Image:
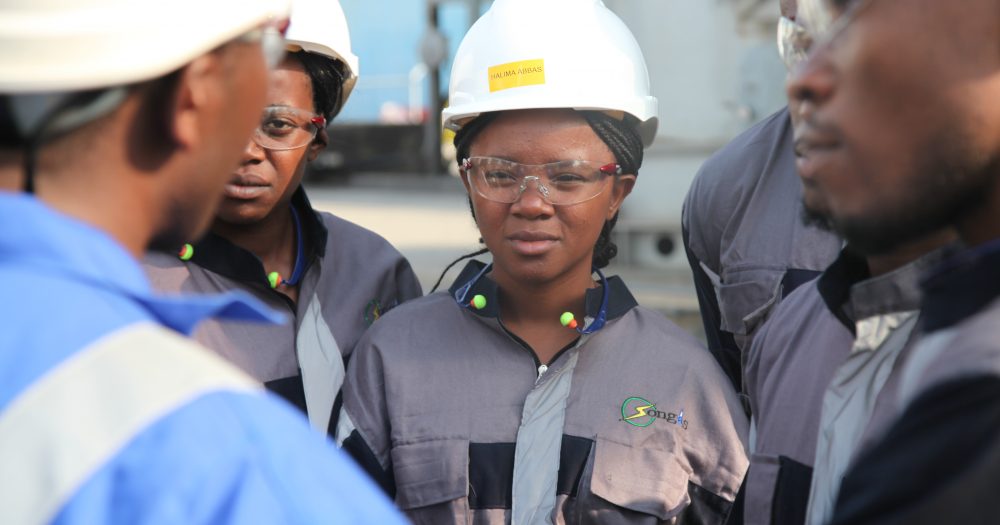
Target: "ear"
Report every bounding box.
[169,53,224,149]
[608,174,636,220]
[306,127,329,162]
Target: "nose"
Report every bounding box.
[241,135,267,164]
[787,47,837,122]
[511,176,554,218]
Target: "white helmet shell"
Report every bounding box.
[284,0,359,114]
[0,0,291,93]
[442,0,658,146]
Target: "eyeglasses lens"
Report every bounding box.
[464,157,617,206]
[253,107,323,150]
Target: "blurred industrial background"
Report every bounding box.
[305,0,786,338]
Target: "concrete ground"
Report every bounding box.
[304,176,706,341]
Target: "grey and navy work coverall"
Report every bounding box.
[145,188,423,435]
[743,247,944,525]
[682,107,841,391]
[338,260,749,524]
[829,241,1000,525]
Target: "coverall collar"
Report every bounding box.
[447,259,638,322]
[921,238,1000,332]
[181,187,328,289]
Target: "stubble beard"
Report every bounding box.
[810,130,995,256]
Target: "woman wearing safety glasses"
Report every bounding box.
[336,0,748,522]
[145,0,422,437]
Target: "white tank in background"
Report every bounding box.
[602,0,787,269]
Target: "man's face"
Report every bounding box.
[153,40,272,249]
[787,0,1000,254]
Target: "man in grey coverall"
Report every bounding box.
[682,0,841,392]
[785,0,1000,523]
[744,229,954,525]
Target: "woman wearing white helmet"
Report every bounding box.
[145,0,422,437]
[337,0,748,522]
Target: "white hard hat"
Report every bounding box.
[285,0,359,112]
[442,0,659,146]
[0,0,291,93]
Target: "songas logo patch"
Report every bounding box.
[620,396,689,429]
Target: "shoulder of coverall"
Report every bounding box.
[682,106,793,272]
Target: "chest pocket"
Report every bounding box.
[717,268,784,351]
[579,438,692,524]
[392,438,470,524]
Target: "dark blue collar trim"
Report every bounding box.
[171,187,325,289]
[921,239,1000,333]
[816,247,871,333]
[280,204,307,286]
[446,260,638,331]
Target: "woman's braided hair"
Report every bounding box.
[293,50,347,122]
[431,110,643,291]
[578,111,644,268]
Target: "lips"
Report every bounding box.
[223,172,270,200]
[794,127,842,182]
[508,230,559,256]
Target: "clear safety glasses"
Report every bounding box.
[796,0,879,58]
[238,18,289,69]
[252,105,326,151]
[777,16,812,70]
[461,156,622,206]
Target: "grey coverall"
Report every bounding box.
[145,188,423,435]
[338,260,749,524]
[743,247,945,525]
[682,107,841,391]
[830,241,1000,525]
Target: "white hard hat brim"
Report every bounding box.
[443,95,659,147]
[0,0,290,93]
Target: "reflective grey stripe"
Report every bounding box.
[0,323,259,525]
[511,349,581,525]
[335,409,357,447]
[805,312,917,525]
[296,294,344,433]
[897,328,958,407]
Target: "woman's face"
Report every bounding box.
[465,109,635,286]
[215,56,326,225]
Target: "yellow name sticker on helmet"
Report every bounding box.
[488,59,545,93]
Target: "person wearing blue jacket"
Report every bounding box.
[0,1,406,523]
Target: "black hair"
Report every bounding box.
[453,112,500,167]
[292,50,347,121]
[429,109,644,292]
[579,111,643,267]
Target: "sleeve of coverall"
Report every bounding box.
[682,219,744,394]
[829,375,1000,525]
[337,333,396,498]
